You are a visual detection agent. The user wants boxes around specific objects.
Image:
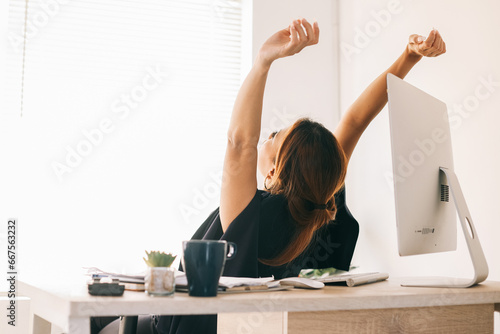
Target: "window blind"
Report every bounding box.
[7,0,242,114]
[4,0,243,273]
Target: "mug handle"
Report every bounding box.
[226,242,237,260]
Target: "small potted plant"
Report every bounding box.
[144,250,177,296]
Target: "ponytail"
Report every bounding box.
[259,118,346,267]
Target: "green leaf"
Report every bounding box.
[143,250,177,267]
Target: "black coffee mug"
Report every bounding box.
[182,240,237,297]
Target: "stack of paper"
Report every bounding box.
[84,267,145,283]
[175,273,285,293]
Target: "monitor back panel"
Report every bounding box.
[387,74,456,256]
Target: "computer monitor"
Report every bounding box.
[387,74,488,288]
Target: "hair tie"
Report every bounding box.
[313,203,328,210]
[306,200,333,211]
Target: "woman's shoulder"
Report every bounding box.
[258,189,286,201]
[259,190,289,215]
[258,189,283,199]
[260,186,345,201]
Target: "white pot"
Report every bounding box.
[145,267,175,296]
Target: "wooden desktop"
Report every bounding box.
[18,274,500,334]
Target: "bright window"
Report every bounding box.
[2,0,243,274]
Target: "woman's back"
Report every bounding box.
[191,187,359,280]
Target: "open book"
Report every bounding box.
[174,274,293,293]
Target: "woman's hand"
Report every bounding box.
[407,29,446,58]
[256,18,320,67]
[335,29,446,163]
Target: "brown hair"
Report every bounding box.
[260,118,347,267]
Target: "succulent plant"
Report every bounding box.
[143,250,177,268]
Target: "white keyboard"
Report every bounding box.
[319,272,379,283]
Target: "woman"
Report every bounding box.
[93,18,445,334]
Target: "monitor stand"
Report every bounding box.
[401,167,489,288]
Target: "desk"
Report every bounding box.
[19,276,500,334]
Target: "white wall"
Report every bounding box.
[339,0,500,282]
[251,0,340,188]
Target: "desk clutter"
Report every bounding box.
[85,267,389,296]
[86,243,389,297]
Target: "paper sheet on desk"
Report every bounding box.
[175,273,278,289]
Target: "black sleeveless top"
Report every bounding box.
[157,187,359,334]
[190,186,359,278]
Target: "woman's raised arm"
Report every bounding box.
[220,19,319,232]
[334,29,446,162]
